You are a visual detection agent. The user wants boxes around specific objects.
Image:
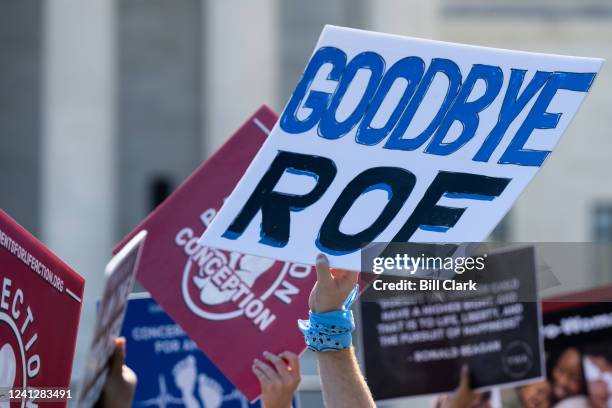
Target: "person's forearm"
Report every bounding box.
[317,347,376,408]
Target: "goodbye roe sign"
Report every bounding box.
[200,26,603,271]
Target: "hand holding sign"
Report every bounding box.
[310,254,358,313]
[252,351,301,408]
[96,338,137,408]
[440,366,478,408]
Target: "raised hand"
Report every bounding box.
[252,351,300,408]
[309,254,358,313]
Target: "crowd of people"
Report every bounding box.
[95,254,485,408]
[516,347,612,408]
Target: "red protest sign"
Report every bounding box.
[114,106,316,401]
[0,210,84,407]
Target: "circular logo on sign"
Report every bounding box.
[502,340,534,379]
[181,247,292,321]
[0,311,27,408]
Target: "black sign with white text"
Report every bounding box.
[360,246,543,401]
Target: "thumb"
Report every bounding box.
[315,254,333,285]
[458,364,471,390]
[110,337,126,376]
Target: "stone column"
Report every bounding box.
[41,0,117,379]
[202,0,280,155]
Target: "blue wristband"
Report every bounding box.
[298,285,358,352]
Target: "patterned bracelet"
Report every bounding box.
[298,285,358,352]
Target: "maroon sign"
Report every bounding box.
[0,210,84,407]
[115,106,316,400]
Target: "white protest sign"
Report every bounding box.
[199,25,603,271]
[78,230,147,408]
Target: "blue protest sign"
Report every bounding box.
[120,294,299,408]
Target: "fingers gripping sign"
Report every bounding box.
[310,254,358,313]
[252,351,301,408]
[441,365,479,408]
[97,337,138,408]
